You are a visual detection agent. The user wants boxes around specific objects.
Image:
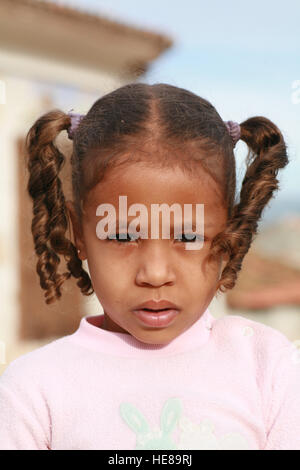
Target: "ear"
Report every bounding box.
[220,252,230,271]
[65,200,87,260]
[216,252,229,283]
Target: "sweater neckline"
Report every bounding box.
[69,308,215,358]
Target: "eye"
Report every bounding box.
[107,232,139,243]
[106,232,205,244]
[174,233,205,243]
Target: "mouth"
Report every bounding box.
[142,308,171,312]
[132,308,179,328]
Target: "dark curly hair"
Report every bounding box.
[25,82,289,304]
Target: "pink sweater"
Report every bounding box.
[1,308,300,450]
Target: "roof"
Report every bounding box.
[225,249,300,310]
[0,0,173,78]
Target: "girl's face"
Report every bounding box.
[67,162,228,345]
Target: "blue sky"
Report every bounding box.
[51,0,300,222]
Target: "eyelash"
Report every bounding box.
[106,233,205,244]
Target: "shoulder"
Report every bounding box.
[210,312,294,361]
[0,333,80,391]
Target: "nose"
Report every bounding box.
[135,241,176,287]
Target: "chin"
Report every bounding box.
[133,328,175,345]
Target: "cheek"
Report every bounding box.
[200,249,222,280]
[184,243,217,268]
[86,243,133,287]
[88,256,121,282]
[87,263,121,304]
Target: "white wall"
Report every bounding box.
[0,56,129,370]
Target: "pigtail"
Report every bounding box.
[25,110,94,304]
[211,116,289,293]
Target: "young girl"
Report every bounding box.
[0,83,300,450]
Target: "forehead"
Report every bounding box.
[84,162,224,202]
[83,163,226,219]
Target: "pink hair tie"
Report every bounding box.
[224,120,241,147]
[67,110,85,140]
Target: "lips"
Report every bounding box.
[132,299,180,328]
[133,299,180,311]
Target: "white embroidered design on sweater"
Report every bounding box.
[119,397,250,450]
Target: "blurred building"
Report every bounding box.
[224,215,300,341]
[0,0,173,373]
